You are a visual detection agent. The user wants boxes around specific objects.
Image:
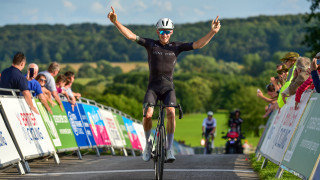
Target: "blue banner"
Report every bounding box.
[75,103,97,147]
[62,101,95,147]
[122,117,141,150]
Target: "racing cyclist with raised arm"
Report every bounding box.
[107,6,221,163]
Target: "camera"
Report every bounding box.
[29,68,34,79]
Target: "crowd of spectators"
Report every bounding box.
[0,52,81,114]
[257,51,320,117]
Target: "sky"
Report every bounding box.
[0,0,312,26]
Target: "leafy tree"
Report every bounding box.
[77,63,97,78]
[104,83,145,102]
[303,0,320,54]
[178,54,217,73]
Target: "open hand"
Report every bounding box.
[311,58,318,71]
[107,6,117,23]
[211,16,221,33]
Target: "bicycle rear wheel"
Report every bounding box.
[155,126,165,180]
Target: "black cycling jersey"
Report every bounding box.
[136,37,194,106]
[136,37,193,88]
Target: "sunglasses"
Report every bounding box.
[159,30,171,35]
[39,78,47,82]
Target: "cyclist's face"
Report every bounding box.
[157,29,173,45]
[208,115,212,120]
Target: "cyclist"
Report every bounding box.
[229,110,243,137]
[107,6,221,163]
[202,111,216,154]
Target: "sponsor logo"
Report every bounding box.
[0,131,7,147]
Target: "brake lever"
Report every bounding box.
[178,104,183,119]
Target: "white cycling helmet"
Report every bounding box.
[207,111,213,116]
[156,18,174,30]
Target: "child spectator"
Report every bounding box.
[64,71,81,99]
[55,74,71,102]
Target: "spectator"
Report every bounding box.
[64,71,81,99]
[276,64,289,86]
[56,74,71,102]
[0,52,39,114]
[35,74,56,107]
[27,63,53,114]
[281,57,311,104]
[310,52,320,93]
[62,78,76,111]
[38,62,64,111]
[257,83,278,104]
[261,83,278,118]
[277,52,300,108]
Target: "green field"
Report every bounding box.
[153,112,260,148]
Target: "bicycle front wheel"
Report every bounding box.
[155,126,165,180]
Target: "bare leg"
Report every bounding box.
[143,107,154,140]
[166,107,175,150]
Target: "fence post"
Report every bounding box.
[261,158,268,169]
[53,152,60,164]
[17,161,26,175]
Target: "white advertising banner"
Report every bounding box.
[99,109,124,148]
[0,97,55,160]
[133,122,146,150]
[0,114,20,168]
[259,91,312,164]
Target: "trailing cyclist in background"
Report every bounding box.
[202,111,216,154]
[107,6,221,163]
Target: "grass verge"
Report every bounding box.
[249,154,300,180]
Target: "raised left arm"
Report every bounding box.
[193,16,221,49]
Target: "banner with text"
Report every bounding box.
[112,113,132,149]
[133,122,145,151]
[281,93,320,179]
[99,109,123,148]
[122,116,141,150]
[259,91,312,164]
[78,103,111,146]
[0,97,56,159]
[0,113,21,168]
[36,99,78,151]
[62,101,93,148]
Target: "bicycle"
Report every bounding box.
[202,133,214,154]
[144,102,183,180]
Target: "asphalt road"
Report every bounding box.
[0,154,259,180]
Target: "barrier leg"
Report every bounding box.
[131,149,136,157]
[17,161,26,175]
[95,146,100,157]
[275,167,284,179]
[257,153,262,161]
[111,147,116,156]
[22,160,30,173]
[77,149,82,160]
[53,152,60,164]
[123,148,128,157]
[261,158,268,169]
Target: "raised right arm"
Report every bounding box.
[107,6,136,41]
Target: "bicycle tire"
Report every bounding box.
[155,125,165,180]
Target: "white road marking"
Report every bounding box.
[27,169,254,176]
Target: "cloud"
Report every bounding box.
[109,0,125,12]
[152,0,172,12]
[23,8,38,15]
[134,0,147,10]
[91,2,105,14]
[194,8,205,16]
[63,0,76,11]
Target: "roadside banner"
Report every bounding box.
[36,99,78,152]
[122,116,141,150]
[259,91,312,164]
[0,97,55,159]
[0,113,21,168]
[76,104,96,147]
[62,101,93,148]
[256,109,278,152]
[99,108,123,148]
[112,113,132,149]
[133,122,145,150]
[281,93,320,179]
[77,103,111,146]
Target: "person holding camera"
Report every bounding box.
[310,52,320,93]
[26,63,53,114]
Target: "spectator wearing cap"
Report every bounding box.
[26,63,53,114]
[277,52,300,108]
[310,52,320,93]
[0,52,39,114]
[38,62,64,111]
[281,57,311,104]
